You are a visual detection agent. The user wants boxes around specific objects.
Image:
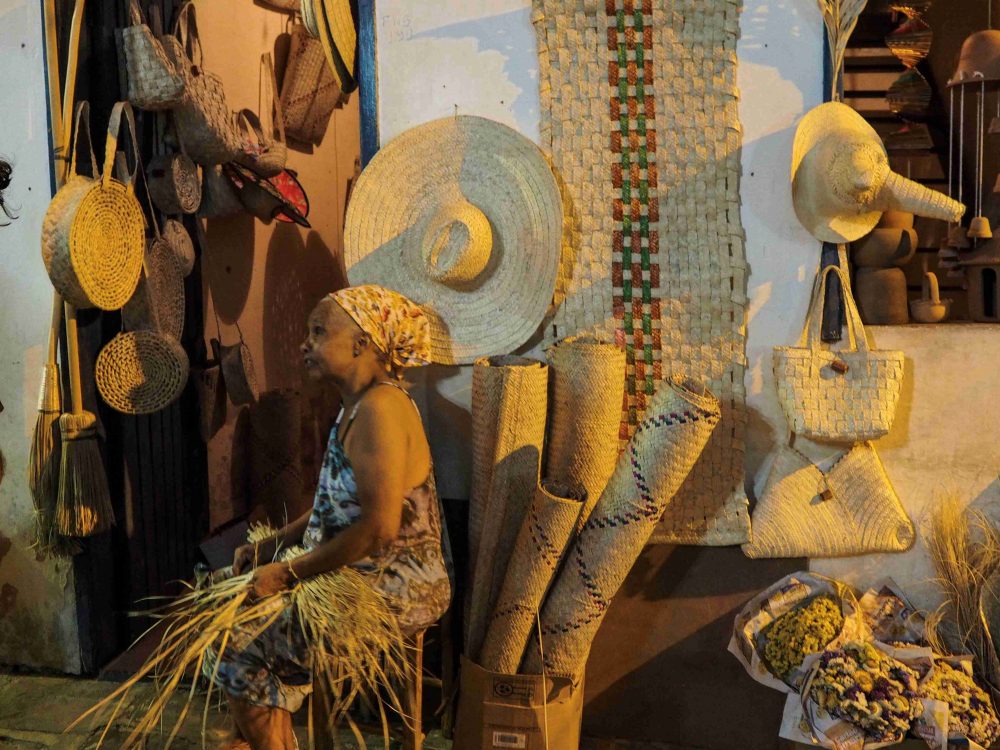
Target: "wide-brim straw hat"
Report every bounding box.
[312,0,355,93]
[948,30,1000,86]
[792,101,965,243]
[344,116,563,365]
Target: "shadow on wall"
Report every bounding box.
[205,214,256,326]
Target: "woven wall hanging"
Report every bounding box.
[533,0,750,545]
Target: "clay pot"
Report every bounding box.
[855,267,910,324]
[968,215,993,239]
[851,227,918,268]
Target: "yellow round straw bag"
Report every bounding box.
[96,330,190,415]
[42,102,100,304]
[67,102,146,310]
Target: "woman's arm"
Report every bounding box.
[285,387,410,580]
[233,507,312,574]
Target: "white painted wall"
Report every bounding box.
[374,0,1000,615]
[0,0,82,672]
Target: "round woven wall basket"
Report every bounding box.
[96,331,190,415]
[162,219,195,276]
[220,340,258,405]
[122,237,186,339]
[148,152,201,215]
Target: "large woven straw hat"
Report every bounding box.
[792,102,965,243]
[948,30,1000,86]
[344,116,563,365]
[312,0,355,93]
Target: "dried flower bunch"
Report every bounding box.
[764,595,844,678]
[921,660,1000,747]
[809,641,922,741]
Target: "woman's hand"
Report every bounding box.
[232,543,259,576]
[249,562,292,600]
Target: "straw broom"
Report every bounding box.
[54,301,114,537]
[28,296,63,549]
[70,534,410,749]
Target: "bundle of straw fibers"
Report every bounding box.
[480,478,585,673]
[523,378,720,680]
[545,336,625,521]
[466,355,548,659]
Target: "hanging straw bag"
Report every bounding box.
[773,265,904,442]
[123,202,186,340]
[198,164,243,219]
[280,23,340,145]
[234,54,287,177]
[96,330,190,415]
[163,2,242,165]
[122,0,185,110]
[224,162,310,227]
[162,218,195,276]
[42,102,99,302]
[147,117,201,214]
[50,102,146,311]
[742,442,915,559]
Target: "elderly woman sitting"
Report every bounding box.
[211,285,451,750]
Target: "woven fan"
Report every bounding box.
[817,0,869,100]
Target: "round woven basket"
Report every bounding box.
[123,236,186,339]
[162,218,195,276]
[67,102,146,310]
[96,330,190,415]
[147,151,201,215]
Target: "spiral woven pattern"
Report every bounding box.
[123,237,186,339]
[524,379,719,680]
[545,336,625,522]
[742,443,914,559]
[96,331,190,415]
[148,153,201,214]
[162,219,195,276]
[344,116,563,365]
[480,478,585,673]
[466,355,548,661]
[69,178,145,311]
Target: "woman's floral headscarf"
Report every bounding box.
[328,285,431,370]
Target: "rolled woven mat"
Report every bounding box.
[248,389,304,525]
[480,478,586,674]
[523,378,720,680]
[466,355,548,659]
[544,336,624,523]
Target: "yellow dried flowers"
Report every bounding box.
[764,595,844,678]
[921,660,1000,747]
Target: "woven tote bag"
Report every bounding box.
[62,102,146,311]
[773,264,904,442]
[42,102,100,305]
[280,24,340,145]
[96,330,189,415]
[164,2,242,165]
[234,54,287,177]
[742,442,914,558]
[122,0,185,110]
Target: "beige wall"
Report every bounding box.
[194,0,359,529]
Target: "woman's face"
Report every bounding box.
[301,299,361,380]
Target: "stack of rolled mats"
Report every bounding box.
[465,337,722,682]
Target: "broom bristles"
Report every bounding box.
[56,411,114,537]
[28,363,60,501]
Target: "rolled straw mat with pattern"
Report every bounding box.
[480,478,586,674]
[466,355,548,660]
[96,331,190,415]
[533,0,749,545]
[523,378,720,680]
[545,336,624,522]
[344,116,563,365]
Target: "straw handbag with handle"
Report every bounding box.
[163,2,242,165]
[122,0,185,110]
[42,102,99,304]
[147,117,201,214]
[280,23,340,145]
[773,264,904,443]
[47,102,146,311]
[742,442,914,558]
[234,54,287,177]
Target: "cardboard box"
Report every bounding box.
[453,656,584,750]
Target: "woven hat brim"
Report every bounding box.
[344,116,564,365]
[791,102,886,243]
[314,0,356,93]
